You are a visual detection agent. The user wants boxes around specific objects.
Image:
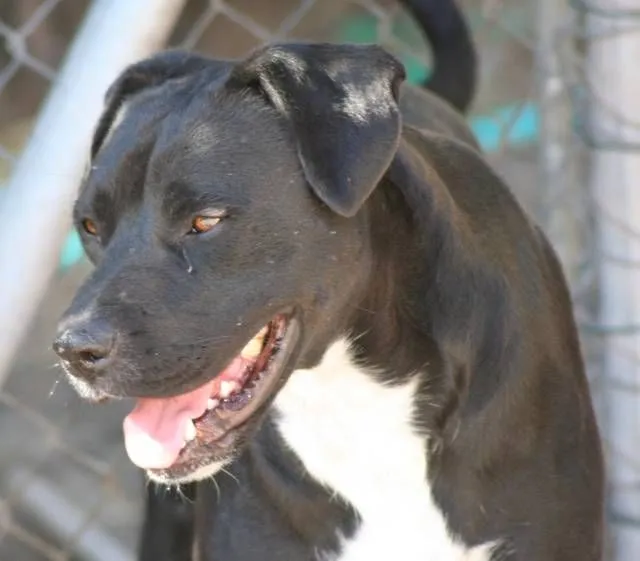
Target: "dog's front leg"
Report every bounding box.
[138,480,197,561]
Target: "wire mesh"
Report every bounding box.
[0,0,637,560]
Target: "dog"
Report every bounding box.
[52,0,605,559]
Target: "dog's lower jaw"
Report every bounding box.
[119,315,300,482]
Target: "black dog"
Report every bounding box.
[53,0,604,559]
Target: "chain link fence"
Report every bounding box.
[0,0,638,560]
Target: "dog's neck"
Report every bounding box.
[346,144,463,375]
[344,138,515,430]
[249,142,510,560]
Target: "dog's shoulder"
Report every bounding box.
[394,123,538,249]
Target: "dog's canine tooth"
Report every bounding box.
[207,398,219,410]
[240,327,268,359]
[185,420,197,442]
[240,337,263,359]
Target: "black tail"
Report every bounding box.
[399,0,477,113]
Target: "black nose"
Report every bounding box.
[53,318,115,378]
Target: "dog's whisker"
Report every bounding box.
[346,327,373,345]
[163,334,234,348]
[208,474,221,502]
[175,484,195,504]
[48,378,61,398]
[353,304,376,314]
[220,467,240,488]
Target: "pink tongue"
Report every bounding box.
[122,357,248,470]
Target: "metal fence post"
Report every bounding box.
[586,0,640,558]
[536,0,581,283]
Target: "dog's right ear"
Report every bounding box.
[225,43,405,218]
[91,51,211,157]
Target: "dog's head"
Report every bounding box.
[53,44,405,483]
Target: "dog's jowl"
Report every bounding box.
[53,0,604,559]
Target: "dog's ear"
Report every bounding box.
[227,44,406,217]
[91,51,212,157]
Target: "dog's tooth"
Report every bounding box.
[239,325,269,359]
[219,381,238,399]
[240,337,263,359]
[185,420,197,442]
[207,398,219,410]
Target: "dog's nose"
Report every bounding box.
[53,319,115,378]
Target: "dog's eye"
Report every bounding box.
[190,213,224,235]
[81,218,99,236]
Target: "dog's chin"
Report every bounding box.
[138,314,301,485]
[147,458,232,485]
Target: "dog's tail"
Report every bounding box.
[399,0,477,113]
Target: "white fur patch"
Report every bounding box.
[338,82,394,123]
[275,338,496,561]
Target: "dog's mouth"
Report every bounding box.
[122,314,299,476]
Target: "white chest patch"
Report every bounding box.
[274,338,495,561]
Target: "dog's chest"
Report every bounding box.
[274,339,494,561]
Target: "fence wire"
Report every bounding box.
[0,0,638,560]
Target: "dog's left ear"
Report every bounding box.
[227,44,406,217]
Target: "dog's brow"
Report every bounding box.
[160,183,236,222]
[73,182,114,223]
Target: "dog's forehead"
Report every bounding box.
[149,98,303,195]
[78,90,175,209]
[81,90,304,217]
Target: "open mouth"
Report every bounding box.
[122,314,298,475]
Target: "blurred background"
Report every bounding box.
[0,0,638,560]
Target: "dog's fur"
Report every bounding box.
[53,0,604,559]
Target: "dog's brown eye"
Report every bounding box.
[81,218,98,236]
[190,214,223,234]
